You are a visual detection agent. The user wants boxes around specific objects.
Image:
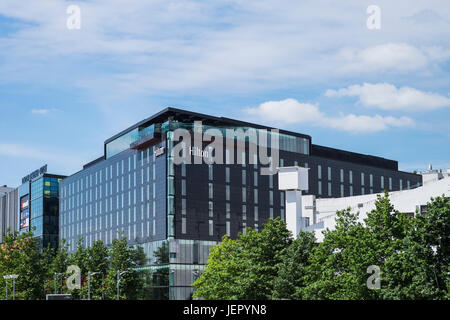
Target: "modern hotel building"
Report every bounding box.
[58,107,422,299]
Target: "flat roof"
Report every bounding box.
[104,107,312,145]
[92,107,415,174]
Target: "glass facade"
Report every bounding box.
[18,174,63,250]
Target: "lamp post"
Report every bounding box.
[116,270,129,300]
[54,272,64,294]
[3,274,19,300]
[87,271,101,300]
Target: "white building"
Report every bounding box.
[279,167,450,242]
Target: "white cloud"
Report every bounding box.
[337,43,430,73]
[245,98,414,133]
[31,108,50,114]
[326,83,450,111]
[246,99,323,123]
[0,1,449,96]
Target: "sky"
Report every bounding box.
[0,0,449,187]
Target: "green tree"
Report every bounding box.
[272,230,316,299]
[192,235,244,299]
[300,207,374,300]
[68,237,89,299]
[193,217,293,300]
[0,230,48,300]
[382,195,450,299]
[44,239,70,295]
[82,240,109,300]
[103,236,145,300]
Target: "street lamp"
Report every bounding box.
[3,274,19,300]
[116,270,129,300]
[87,271,102,300]
[54,272,64,294]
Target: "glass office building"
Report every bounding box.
[59,107,422,299]
[18,170,65,250]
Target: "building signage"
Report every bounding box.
[190,146,212,160]
[19,195,30,231]
[22,164,47,184]
[154,147,165,157]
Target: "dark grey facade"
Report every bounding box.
[58,107,422,300]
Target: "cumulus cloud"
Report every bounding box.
[246,99,323,123]
[326,83,450,111]
[245,98,414,133]
[338,43,431,73]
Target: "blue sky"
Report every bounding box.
[1,0,450,187]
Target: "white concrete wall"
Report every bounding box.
[304,175,450,242]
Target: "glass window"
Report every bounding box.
[340,169,344,183]
[208,183,213,199]
[328,167,331,181]
[349,171,353,184]
[318,181,322,196]
[182,179,186,196]
[242,205,247,220]
[226,203,230,219]
[361,173,365,186]
[328,182,332,196]
[182,217,186,234]
[340,184,344,197]
[242,187,246,202]
[242,170,246,185]
[254,189,258,204]
[208,220,213,236]
[389,177,392,190]
[226,167,230,183]
[318,165,322,180]
[208,201,213,218]
[254,171,258,187]
[181,163,186,177]
[208,165,213,181]
[226,221,230,237]
[254,206,259,221]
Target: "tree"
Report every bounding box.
[68,237,89,299]
[103,236,146,300]
[381,195,450,299]
[193,217,293,300]
[83,240,109,300]
[192,235,244,299]
[272,230,316,299]
[0,230,48,300]
[300,207,375,300]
